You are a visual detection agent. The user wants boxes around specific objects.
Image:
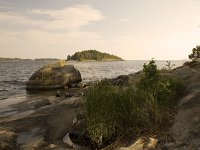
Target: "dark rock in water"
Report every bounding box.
[26,62,82,90]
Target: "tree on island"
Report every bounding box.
[67,50,123,61]
[189,46,200,62]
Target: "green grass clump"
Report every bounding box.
[84,59,184,148]
[84,82,137,146]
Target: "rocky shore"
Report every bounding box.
[0,61,199,150]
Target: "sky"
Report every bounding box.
[0,0,200,60]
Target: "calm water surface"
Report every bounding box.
[0,60,185,116]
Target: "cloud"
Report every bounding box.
[0,4,105,58]
[0,4,104,30]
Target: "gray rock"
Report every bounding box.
[35,99,51,109]
[160,62,200,150]
[63,133,89,150]
[118,138,145,150]
[77,82,86,88]
[118,137,158,150]
[59,97,83,106]
[109,75,129,87]
[19,137,48,150]
[145,137,158,150]
[56,91,61,97]
[26,62,82,90]
[163,142,175,150]
[65,92,74,98]
[46,105,77,141]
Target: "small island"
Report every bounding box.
[67,50,123,61]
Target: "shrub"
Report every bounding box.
[137,59,184,127]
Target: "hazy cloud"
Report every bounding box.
[0,4,105,58]
[0,4,104,30]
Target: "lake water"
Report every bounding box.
[0,60,185,117]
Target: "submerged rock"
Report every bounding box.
[26,62,82,90]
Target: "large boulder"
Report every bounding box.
[26,62,82,90]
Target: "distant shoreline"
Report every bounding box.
[0,58,188,62]
[0,58,60,61]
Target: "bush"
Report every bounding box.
[84,60,184,148]
[138,60,184,127]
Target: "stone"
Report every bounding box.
[19,137,48,150]
[118,138,144,150]
[55,91,61,97]
[110,75,129,87]
[45,105,77,141]
[68,84,79,88]
[65,92,74,98]
[118,137,158,150]
[63,133,75,147]
[42,144,67,150]
[63,133,89,150]
[163,142,175,150]
[170,66,200,150]
[26,62,82,90]
[0,129,18,150]
[145,137,158,150]
[59,97,83,106]
[77,82,86,88]
[35,99,51,109]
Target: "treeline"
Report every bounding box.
[67,50,123,61]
